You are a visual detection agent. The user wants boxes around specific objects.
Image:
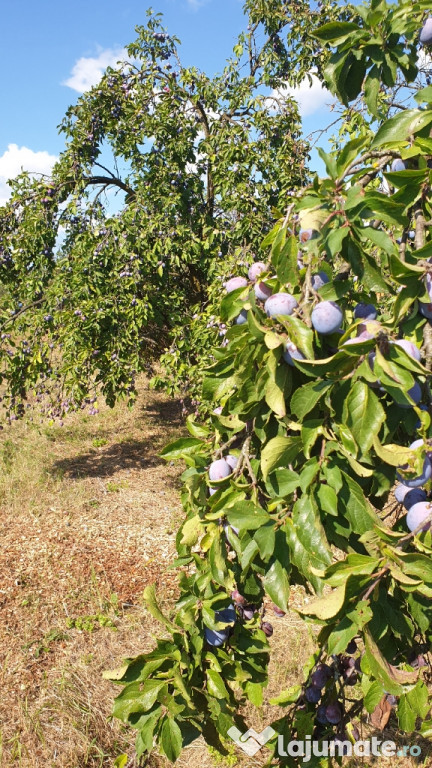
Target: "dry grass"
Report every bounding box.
[0,378,430,767]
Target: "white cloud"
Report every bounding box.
[186,0,209,10]
[268,73,335,119]
[63,46,126,93]
[0,144,58,206]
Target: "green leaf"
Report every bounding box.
[301,585,346,620]
[344,381,386,454]
[285,495,332,591]
[363,630,417,696]
[364,65,380,116]
[263,560,290,613]
[261,436,302,480]
[371,109,432,148]
[160,717,183,762]
[113,680,166,721]
[225,500,270,531]
[144,585,179,633]
[339,473,380,533]
[206,669,229,699]
[290,380,332,420]
[160,437,203,460]
[363,681,386,713]
[312,21,361,42]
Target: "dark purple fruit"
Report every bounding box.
[346,639,357,654]
[231,589,247,606]
[272,604,286,617]
[315,704,328,725]
[305,685,322,704]
[325,702,343,724]
[261,621,274,637]
[311,664,332,689]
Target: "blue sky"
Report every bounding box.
[0,0,336,204]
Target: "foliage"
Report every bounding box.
[0,0,348,422]
[107,0,432,765]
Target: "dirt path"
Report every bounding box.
[0,379,186,767]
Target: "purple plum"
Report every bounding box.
[209,459,231,481]
[215,604,236,624]
[311,301,343,334]
[231,589,247,606]
[419,301,432,319]
[272,604,286,617]
[391,159,406,172]
[305,685,321,704]
[325,702,342,724]
[264,292,298,317]
[311,272,329,291]
[406,501,432,532]
[315,705,328,725]
[397,439,432,488]
[311,664,332,689]
[224,276,248,293]
[205,627,229,646]
[235,309,248,325]
[394,483,411,503]
[393,339,421,362]
[420,17,432,45]
[261,621,274,637]
[283,339,305,365]
[248,262,266,281]
[354,303,377,321]
[404,488,427,510]
[226,454,239,470]
[254,281,272,301]
[299,228,315,243]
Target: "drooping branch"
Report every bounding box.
[83,175,136,200]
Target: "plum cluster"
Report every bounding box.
[204,590,276,647]
[303,642,361,741]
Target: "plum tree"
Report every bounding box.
[0,0,321,419]
[6,0,432,765]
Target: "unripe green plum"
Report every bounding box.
[406,501,432,532]
[311,301,343,334]
[264,292,298,317]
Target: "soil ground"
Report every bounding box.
[0,378,429,767]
